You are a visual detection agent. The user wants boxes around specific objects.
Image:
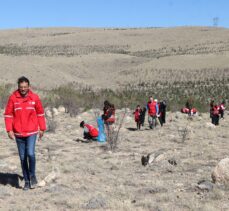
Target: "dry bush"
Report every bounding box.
[46,117,57,133]
[0,44,129,57]
[106,109,127,151]
[0,84,12,109]
[41,76,228,114]
[178,125,190,142]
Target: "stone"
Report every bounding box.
[84,195,106,209]
[206,122,216,129]
[38,180,46,187]
[197,180,214,191]
[212,158,229,183]
[141,150,166,166]
[52,108,59,116]
[58,106,66,113]
[168,159,177,166]
[44,172,57,183]
[45,109,52,118]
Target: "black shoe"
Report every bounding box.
[30,176,38,189]
[23,181,30,191]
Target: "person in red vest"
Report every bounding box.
[210,102,220,125]
[219,100,226,119]
[4,76,46,190]
[102,100,115,124]
[80,121,99,140]
[133,105,142,130]
[147,96,158,129]
[102,100,115,135]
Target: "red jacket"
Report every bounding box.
[85,124,98,137]
[4,90,46,137]
[134,108,142,122]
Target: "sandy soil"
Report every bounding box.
[0,109,228,210]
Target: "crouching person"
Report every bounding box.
[80,121,98,141]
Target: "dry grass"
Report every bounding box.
[0,109,228,210]
[0,27,228,90]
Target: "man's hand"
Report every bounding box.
[38,130,44,141]
[7,131,15,140]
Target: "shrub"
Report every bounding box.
[0,84,13,109]
[41,77,228,114]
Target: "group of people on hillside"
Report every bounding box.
[80,96,167,140]
[210,100,225,125]
[181,100,197,115]
[80,100,115,140]
[2,76,227,191]
[133,96,167,130]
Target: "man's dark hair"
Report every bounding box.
[17,76,30,86]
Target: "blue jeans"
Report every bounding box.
[16,134,37,182]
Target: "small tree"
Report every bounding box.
[106,108,127,151]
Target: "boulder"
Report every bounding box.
[45,109,52,118]
[52,108,59,116]
[58,106,66,113]
[212,158,229,183]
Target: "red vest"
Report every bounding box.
[213,106,219,115]
[85,124,98,137]
[104,108,115,123]
[147,101,157,116]
[134,109,141,122]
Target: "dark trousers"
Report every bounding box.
[161,111,166,123]
[16,134,37,182]
[158,116,163,126]
[136,122,141,130]
[212,115,219,125]
[219,110,224,118]
[84,132,97,140]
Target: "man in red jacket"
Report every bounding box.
[4,76,46,190]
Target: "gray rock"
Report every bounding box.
[212,158,229,183]
[168,159,177,166]
[139,187,168,194]
[197,180,214,191]
[141,149,166,166]
[84,195,106,209]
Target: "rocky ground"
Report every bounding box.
[0,109,229,210]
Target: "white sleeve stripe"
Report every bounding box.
[37,114,45,116]
[26,107,35,110]
[4,115,13,118]
[14,108,22,111]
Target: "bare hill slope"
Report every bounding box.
[0,27,228,89]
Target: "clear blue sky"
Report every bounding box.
[0,0,228,29]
